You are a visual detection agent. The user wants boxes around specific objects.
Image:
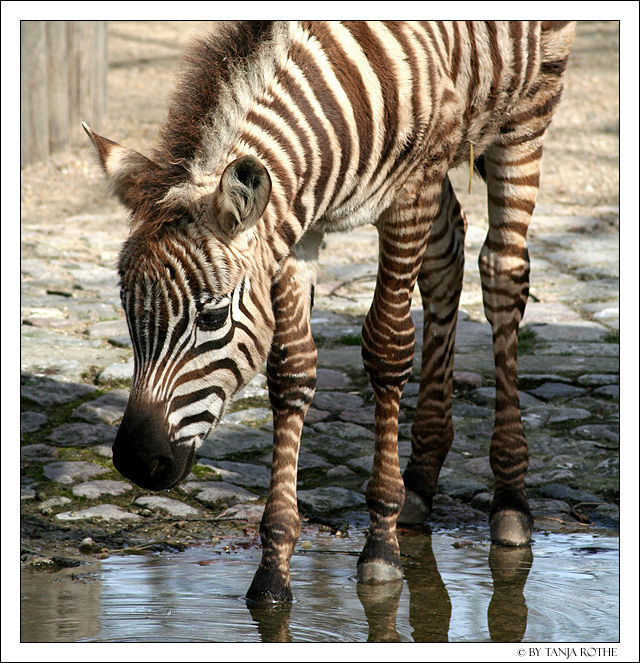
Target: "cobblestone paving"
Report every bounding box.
[19,21,619,563]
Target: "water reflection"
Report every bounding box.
[247,601,293,643]
[19,530,618,642]
[487,545,533,642]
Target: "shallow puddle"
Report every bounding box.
[20,528,619,643]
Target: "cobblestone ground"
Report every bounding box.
[19,22,619,565]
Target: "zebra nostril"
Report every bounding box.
[149,456,172,478]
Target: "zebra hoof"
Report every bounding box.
[246,567,293,603]
[489,510,532,547]
[357,560,404,584]
[397,489,432,525]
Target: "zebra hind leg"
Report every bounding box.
[399,175,467,525]
[246,253,318,602]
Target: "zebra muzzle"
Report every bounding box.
[112,399,195,491]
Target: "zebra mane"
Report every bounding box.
[129,21,289,234]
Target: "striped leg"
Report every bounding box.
[358,175,442,583]
[480,130,547,545]
[399,176,467,524]
[247,253,318,601]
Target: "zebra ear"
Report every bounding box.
[211,155,271,239]
[82,122,161,208]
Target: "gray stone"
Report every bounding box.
[466,387,542,409]
[461,456,493,478]
[37,496,72,512]
[198,424,273,460]
[339,406,379,425]
[538,483,602,504]
[21,379,97,407]
[297,486,367,516]
[576,373,619,387]
[20,444,59,462]
[47,422,116,447]
[304,407,331,424]
[217,502,265,524]
[56,504,142,522]
[526,469,576,487]
[179,481,258,506]
[327,464,356,479]
[346,456,373,474]
[528,498,572,515]
[469,492,493,512]
[453,371,485,389]
[222,408,272,425]
[72,389,129,425]
[20,411,49,434]
[298,449,332,470]
[593,384,619,400]
[312,391,364,412]
[108,335,133,349]
[316,368,352,390]
[93,444,114,458]
[72,480,133,498]
[546,407,593,424]
[21,485,37,500]
[572,424,619,444]
[529,382,588,402]
[197,460,271,489]
[134,495,201,517]
[86,319,127,340]
[97,359,134,384]
[438,477,488,501]
[234,373,268,401]
[452,401,493,418]
[43,461,109,484]
[526,321,609,343]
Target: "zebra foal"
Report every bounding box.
[85,20,575,601]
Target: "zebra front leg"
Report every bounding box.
[358,185,436,583]
[400,175,467,525]
[247,255,317,602]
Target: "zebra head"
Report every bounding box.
[85,126,276,490]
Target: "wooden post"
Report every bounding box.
[21,20,107,166]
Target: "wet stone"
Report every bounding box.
[43,461,109,484]
[134,495,202,517]
[72,389,129,425]
[56,504,142,522]
[589,504,619,529]
[469,492,493,512]
[297,486,366,517]
[529,382,588,402]
[429,494,487,528]
[47,422,116,447]
[20,411,49,434]
[72,480,133,498]
[20,378,97,407]
[20,444,59,463]
[197,460,271,489]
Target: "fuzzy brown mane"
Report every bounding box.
[130,21,276,233]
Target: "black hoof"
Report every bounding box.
[246,566,293,603]
[489,509,533,547]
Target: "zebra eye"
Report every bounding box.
[196,296,230,332]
